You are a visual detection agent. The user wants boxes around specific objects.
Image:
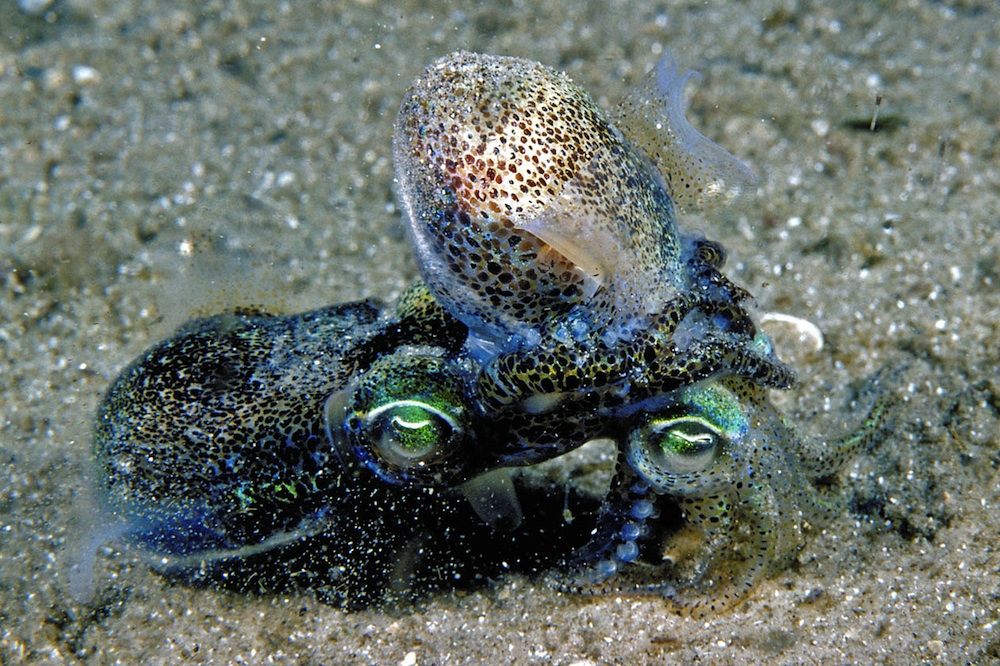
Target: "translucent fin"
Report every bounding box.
[459,468,523,531]
[511,150,642,301]
[66,520,131,603]
[516,210,609,298]
[616,49,758,211]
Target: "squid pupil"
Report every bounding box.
[378,405,446,457]
[662,426,715,456]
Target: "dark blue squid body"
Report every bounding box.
[96,301,390,559]
[92,289,596,604]
[94,295,474,603]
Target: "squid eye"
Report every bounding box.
[326,351,474,487]
[627,416,723,492]
[649,418,720,473]
[365,399,463,469]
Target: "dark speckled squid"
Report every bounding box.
[551,373,893,616]
[88,50,894,615]
[389,51,893,613]
[89,285,502,605]
[392,51,793,463]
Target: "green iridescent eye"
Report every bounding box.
[367,399,462,466]
[627,413,726,493]
[326,349,474,486]
[649,417,721,474]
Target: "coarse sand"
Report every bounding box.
[1,1,998,663]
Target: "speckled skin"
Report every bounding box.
[94,284,890,612]
[94,51,888,614]
[554,373,892,617]
[92,282,625,605]
[94,285,476,589]
[393,51,791,429]
[390,51,892,615]
[394,52,684,341]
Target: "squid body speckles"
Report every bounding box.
[394,50,789,425]
[391,50,891,614]
[94,302,386,558]
[90,286,507,604]
[86,49,890,615]
[394,50,756,348]
[557,374,893,617]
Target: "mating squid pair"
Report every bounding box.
[90,51,889,614]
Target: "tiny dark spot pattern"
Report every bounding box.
[91,51,896,615]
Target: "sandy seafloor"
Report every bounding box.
[1,0,998,663]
